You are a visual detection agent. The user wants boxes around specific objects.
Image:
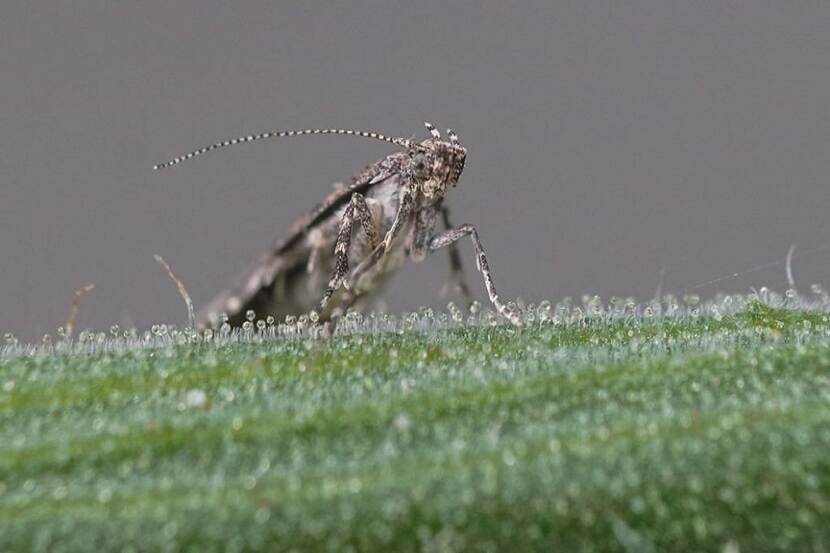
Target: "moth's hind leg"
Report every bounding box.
[428,224,522,326]
[319,192,380,310]
[439,206,474,307]
[408,205,470,307]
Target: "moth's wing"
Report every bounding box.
[195,187,347,329]
[195,250,292,329]
[196,164,398,328]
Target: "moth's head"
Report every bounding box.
[407,122,467,199]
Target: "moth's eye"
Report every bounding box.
[411,153,430,178]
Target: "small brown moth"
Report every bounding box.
[154,123,521,329]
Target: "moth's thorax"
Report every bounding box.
[408,138,467,200]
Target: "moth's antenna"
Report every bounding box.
[424,121,441,139]
[153,128,413,170]
[447,129,459,145]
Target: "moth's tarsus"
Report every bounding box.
[157,122,521,328]
[431,224,522,327]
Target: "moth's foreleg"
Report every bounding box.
[428,224,521,326]
[355,194,381,251]
[320,193,378,310]
[379,184,415,252]
[439,206,473,306]
[347,184,415,289]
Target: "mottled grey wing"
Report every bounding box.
[196,168,396,328]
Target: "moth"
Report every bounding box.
[154,122,522,329]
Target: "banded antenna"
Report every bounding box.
[153,127,413,170]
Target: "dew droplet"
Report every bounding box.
[185,389,207,408]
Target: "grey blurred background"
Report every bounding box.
[1,2,829,339]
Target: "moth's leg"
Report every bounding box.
[428,224,522,326]
[347,185,415,289]
[355,196,381,251]
[380,184,415,251]
[439,206,474,306]
[320,193,379,310]
[409,206,438,262]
